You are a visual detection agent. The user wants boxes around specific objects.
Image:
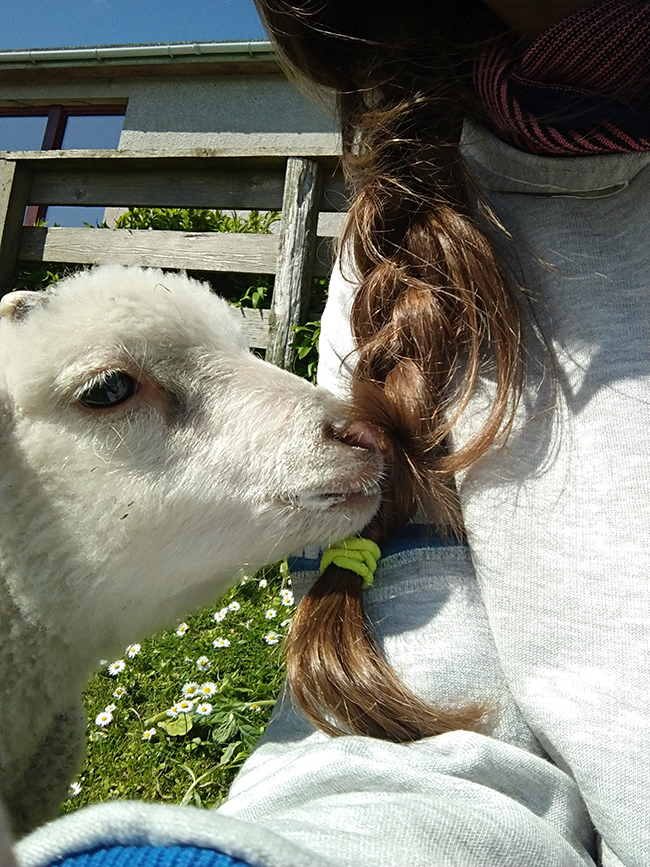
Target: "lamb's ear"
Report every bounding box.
[0,291,48,321]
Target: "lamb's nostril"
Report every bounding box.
[330,420,385,454]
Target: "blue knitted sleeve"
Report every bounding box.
[56,845,254,867]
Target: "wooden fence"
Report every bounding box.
[0,147,348,368]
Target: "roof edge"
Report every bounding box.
[0,41,276,65]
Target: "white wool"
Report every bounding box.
[0,266,382,836]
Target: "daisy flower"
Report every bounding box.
[107,660,125,677]
[281,590,294,606]
[166,706,179,719]
[195,702,212,716]
[213,637,231,648]
[95,710,113,727]
[182,682,200,699]
[69,781,82,797]
[112,686,127,699]
[196,656,211,672]
[258,579,268,588]
[200,682,218,697]
[228,601,241,611]
[126,643,141,658]
[142,728,157,741]
[176,699,194,714]
[176,622,189,637]
[249,703,261,713]
[264,631,280,645]
[104,703,117,714]
[213,608,228,623]
[265,609,277,619]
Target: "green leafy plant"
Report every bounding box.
[114,208,279,234]
[14,263,85,292]
[292,320,321,383]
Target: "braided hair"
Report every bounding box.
[256,0,524,741]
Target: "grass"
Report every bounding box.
[62,562,295,813]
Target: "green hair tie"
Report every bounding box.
[319,537,382,589]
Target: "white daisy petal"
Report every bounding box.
[200,682,218,696]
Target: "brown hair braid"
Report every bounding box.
[256,0,524,741]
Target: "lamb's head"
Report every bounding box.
[0,265,382,648]
[0,265,384,838]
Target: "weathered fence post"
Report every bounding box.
[0,158,32,297]
[267,157,322,369]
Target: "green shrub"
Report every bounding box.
[114,207,280,235]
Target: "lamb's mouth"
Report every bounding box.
[282,483,382,512]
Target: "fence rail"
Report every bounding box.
[0,147,347,367]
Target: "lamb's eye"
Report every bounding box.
[78,372,138,408]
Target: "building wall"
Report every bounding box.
[121,75,338,151]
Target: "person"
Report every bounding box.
[11,1,649,865]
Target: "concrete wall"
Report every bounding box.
[120,75,338,151]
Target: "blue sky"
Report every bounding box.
[0,1,270,223]
[0,0,267,50]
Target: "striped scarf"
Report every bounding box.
[474,0,650,155]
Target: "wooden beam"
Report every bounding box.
[29,167,289,211]
[230,306,270,350]
[0,149,348,212]
[18,227,279,273]
[27,166,347,213]
[17,226,335,277]
[1,147,341,163]
[0,158,33,296]
[267,157,322,369]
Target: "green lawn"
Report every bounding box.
[63,561,294,813]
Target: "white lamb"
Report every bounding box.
[0,265,383,837]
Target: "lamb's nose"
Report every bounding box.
[330,420,385,454]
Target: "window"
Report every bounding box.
[0,115,48,150]
[0,104,126,226]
